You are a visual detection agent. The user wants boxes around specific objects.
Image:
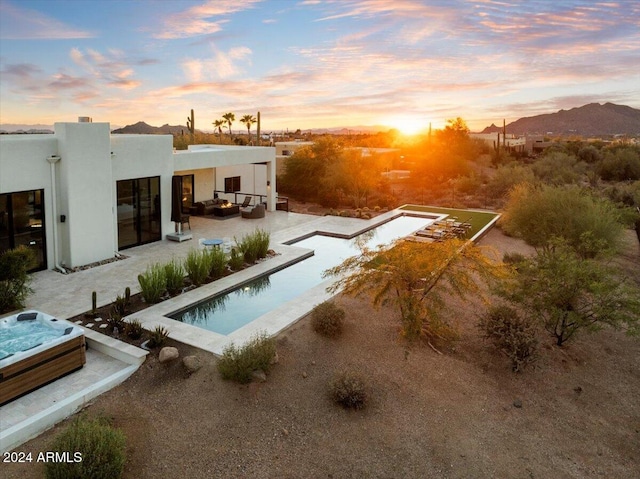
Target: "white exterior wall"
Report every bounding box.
[54,123,114,268]
[110,134,174,246]
[0,135,58,269]
[172,168,215,203]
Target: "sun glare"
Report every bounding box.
[385,116,430,136]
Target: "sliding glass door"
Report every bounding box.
[116,176,161,249]
[0,189,47,271]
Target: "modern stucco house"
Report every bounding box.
[0,120,276,272]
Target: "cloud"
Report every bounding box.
[69,48,145,90]
[155,0,264,39]
[0,1,94,39]
[182,46,252,81]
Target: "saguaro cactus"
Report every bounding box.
[186,109,195,141]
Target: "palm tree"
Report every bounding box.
[240,114,257,143]
[222,112,235,138]
[212,119,224,142]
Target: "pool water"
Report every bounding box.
[0,321,64,357]
[170,215,432,335]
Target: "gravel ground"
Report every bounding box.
[4,229,639,479]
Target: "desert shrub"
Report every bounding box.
[502,251,526,266]
[532,151,585,185]
[164,258,185,295]
[374,205,381,212]
[184,249,209,286]
[501,183,623,257]
[125,319,144,340]
[137,263,166,303]
[487,164,536,199]
[311,301,345,338]
[479,305,538,372]
[228,247,245,271]
[148,325,169,348]
[0,245,36,313]
[106,312,125,333]
[217,332,277,383]
[207,247,228,279]
[44,415,126,479]
[329,370,368,410]
[111,294,127,318]
[597,147,640,181]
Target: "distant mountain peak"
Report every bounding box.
[481,103,640,136]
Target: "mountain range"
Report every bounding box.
[2,103,639,137]
[481,103,640,136]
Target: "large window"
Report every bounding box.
[116,176,161,250]
[180,174,194,213]
[0,189,47,271]
[224,176,241,193]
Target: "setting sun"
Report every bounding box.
[384,116,431,136]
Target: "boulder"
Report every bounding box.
[183,355,202,374]
[159,346,179,363]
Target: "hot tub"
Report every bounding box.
[0,310,86,405]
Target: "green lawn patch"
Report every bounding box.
[399,205,499,239]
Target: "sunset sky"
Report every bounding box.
[1,0,639,133]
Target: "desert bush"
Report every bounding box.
[207,247,228,279]
[479,305,538,372]
[106,312,125,333]
[501,183,623,258]
[137,263,166,303]
[125,319,144,340]
[0,245,36,313]
[502,251,526,266]
[44,415,126,479]
[184,249,209,286]
[487,164,536,199]
[228,247,245,271]
[111,294,128,318]
[217,332,277,383]
[148,325,169,348]
[329,370,368,410]
[311,301,345,338]
[164,258,185,295]
[597,147,640,181]
[532,151,585,185]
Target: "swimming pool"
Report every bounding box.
[169,215,433,335]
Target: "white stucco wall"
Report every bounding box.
[0,135,58,269]
[110,134,174,243]
[54,123,114,267]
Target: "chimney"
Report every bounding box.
[78,116,92,123]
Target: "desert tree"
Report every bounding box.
[222,112,235,138]
[240,114,257,143]
[500,239,640,346]
[325,238,507,346]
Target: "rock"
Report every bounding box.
[574,386,583,394]
[252,369,267,382]
[159,346,179,363]
[513,399,523,408]
[270,351,279,365]
[183,355,202,374]
[281,428,289,436]
[85,323,94,328]
[302,371,308,379]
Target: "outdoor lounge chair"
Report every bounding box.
[241,203,265,219]
[238,196,252,208]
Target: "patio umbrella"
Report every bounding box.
[170,175,182,225]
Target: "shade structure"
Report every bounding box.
[171,175,182,223]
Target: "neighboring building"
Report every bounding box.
[274,141,314,176]
[0,120,276,271]
[470,132,527,154]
